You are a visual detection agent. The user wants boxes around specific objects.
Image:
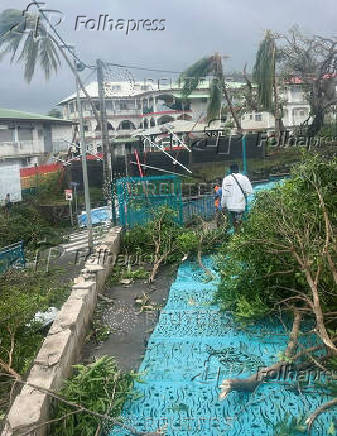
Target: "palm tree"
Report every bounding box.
[253,30,282,139]
[0,9,99,123]
[180,53,241,130]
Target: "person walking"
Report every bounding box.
[221,163,253,232]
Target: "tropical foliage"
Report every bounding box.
[121,205,228,282]
[0,268,70,418]
[253,30,276,110]
[0,203,63,248]
[180,54,241,128]
[0,172,68,248]
[216,155,337,426]
[0,8,100,123]
[217,155,337,325]
[50,356,137,436]
[0,8,60,82]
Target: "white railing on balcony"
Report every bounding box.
[106,108,142,115]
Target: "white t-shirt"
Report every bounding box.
[221,173,253,212]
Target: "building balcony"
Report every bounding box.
[143,109,192,116]
[106,109,142,116]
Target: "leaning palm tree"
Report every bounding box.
[180,53,241,130]
[253,30,282,138]
[0,8,99,123]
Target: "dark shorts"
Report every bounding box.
[229,210,244,224]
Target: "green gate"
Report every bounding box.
[0,241,25,274]
[116,175,183,228]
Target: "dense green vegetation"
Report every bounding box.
[0,269,70,419]
[318,124,337,138]
[121,206,228,281]
[0,172,69,249]
[217,155,337,322]
[216,154,337,427]
[50,357,137,436]
[0,202,63,248]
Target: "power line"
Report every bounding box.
[106,62,183,74]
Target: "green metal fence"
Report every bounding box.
[116,175,184,228]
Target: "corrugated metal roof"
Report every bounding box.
[0,108,72,123]
[172,94,210,98]
[59,80,247,104]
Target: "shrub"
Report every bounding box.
[50,356,137,436]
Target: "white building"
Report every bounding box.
[58,79,246,153]
[241,83,311,132]
[58,79,312,149]
[0,108,73,169]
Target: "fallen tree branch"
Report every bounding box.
[0,358,21,380]
[1,374,163,436]
[197,246,214,279]
[97,293,115,304]
[306,398,337,431]
[219,310,302,398]
[20,410,82,436]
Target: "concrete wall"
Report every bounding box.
[0,165,21,203]
[51,124,73,153]
[2,227,122,436]
[241,111,275,131]
[0,121,72,160]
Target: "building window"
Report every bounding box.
[255,114,262,121]
[0,129,14,142]
[299,110,305,116]
[18,127,33,141]
[119,120,135,130]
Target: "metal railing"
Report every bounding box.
[183,196,215,222]
[0,241,25,274]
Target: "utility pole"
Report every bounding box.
[75,62,93,250]
[241,135,247,175]
[96,59,111,181]
[96,58,117,225]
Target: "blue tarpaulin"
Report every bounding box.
[78,206,112,227]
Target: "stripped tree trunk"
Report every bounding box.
[219,310,302,398]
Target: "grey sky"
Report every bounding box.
[0,0,336,114]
